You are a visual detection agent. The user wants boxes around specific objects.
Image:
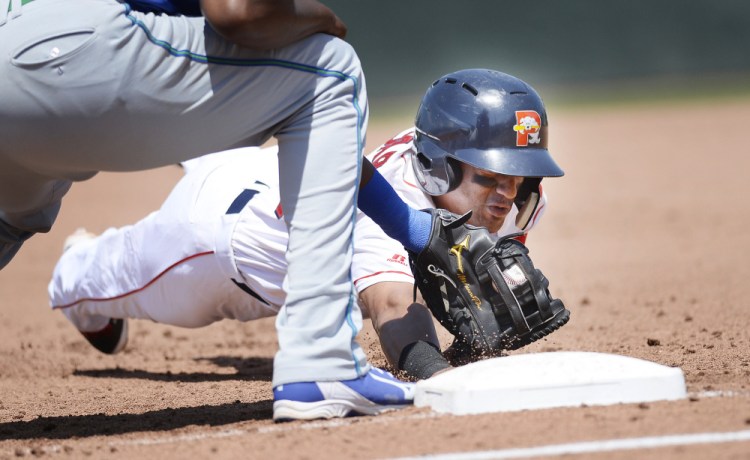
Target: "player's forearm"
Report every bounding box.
[375,303,439,369]
[360,282,445,374]
[202,0,346,50]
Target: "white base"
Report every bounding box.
[414,351,687,415]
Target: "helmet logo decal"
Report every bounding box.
[513,110,542,146]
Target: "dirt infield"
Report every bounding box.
[1,99,749,459]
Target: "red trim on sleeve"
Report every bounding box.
[353,270,414,287]
[528,202,545,228]
[53,251,216,309]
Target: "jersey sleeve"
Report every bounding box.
[351,214,414,292]
[352,128,432,293]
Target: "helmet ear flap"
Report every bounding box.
[445,157,462,193]
[413,151,432,192]
[515,177,542,230]
[415,151,432,170]
[413,149,461,196]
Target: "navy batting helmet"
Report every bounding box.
[412,69,564,228]
[414,69,564,190]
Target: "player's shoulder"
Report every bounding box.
[367,127,415,159]
[368,127,415,155]
[366,127,417,176]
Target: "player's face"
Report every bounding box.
[433,163,523,233]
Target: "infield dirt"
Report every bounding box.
[1,98,749,459]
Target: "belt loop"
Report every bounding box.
[0,0,21,25]
[0,0,10,26]
[10,0,21,19]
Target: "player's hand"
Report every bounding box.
[326,13,347,40]
[296,0,347,39]
[202,0,347,50]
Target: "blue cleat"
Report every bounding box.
[272,367,415,422]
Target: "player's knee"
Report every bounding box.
[330,38,361,70]
[313,34,363,83]
[291,34,367,116]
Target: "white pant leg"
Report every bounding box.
[51,237,275,331]
[48,160,281,332]
[49,216,277,332]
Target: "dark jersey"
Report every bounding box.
[127,0,201,16]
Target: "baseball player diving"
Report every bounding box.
[0,0,474,422]
[49,69,571,420]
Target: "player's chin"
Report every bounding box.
[480,207,509,232]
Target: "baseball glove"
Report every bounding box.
[408,209,570,358]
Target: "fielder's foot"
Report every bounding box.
[272,367,415,422]
[80,318,129,354]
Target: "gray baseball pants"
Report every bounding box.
[0,0,370,385]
